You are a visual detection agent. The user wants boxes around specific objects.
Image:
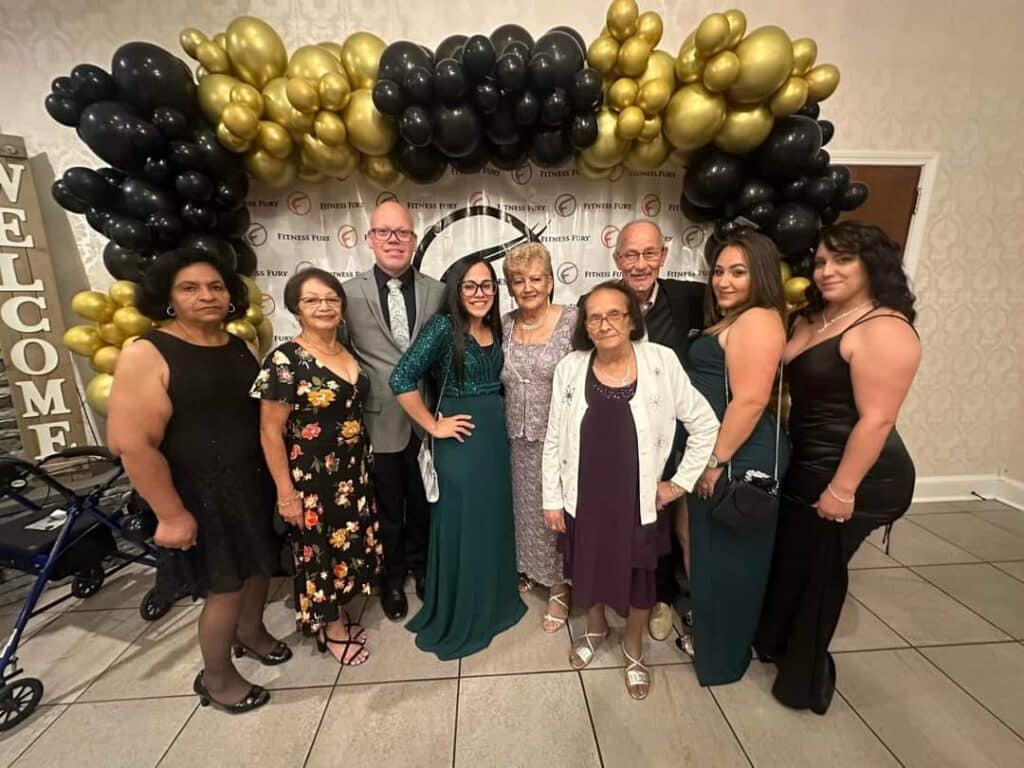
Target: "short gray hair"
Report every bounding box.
[614,219,665,254]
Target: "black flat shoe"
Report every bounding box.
[414,573,426,601]
[232,638,293,666]
[810,653,837,716]
[382,587,408,621]
[193,671,270,714]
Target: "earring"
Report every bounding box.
[228,303,236,314]
[165,306,175,317]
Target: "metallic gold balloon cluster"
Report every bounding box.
[579,0,679,177]
[180,17,402,187]
[666,9,840,156]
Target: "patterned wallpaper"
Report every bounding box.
[1,0,1020,479]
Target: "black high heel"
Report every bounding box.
[231,638,293,665]
[193,671,270,714]
[316,629,369,666]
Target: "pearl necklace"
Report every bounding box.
[516,304,550,332]
[596,354,635,387]
[818,302,875,334]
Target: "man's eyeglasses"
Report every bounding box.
[368,227,416,243]
[299,296,342,308]
[617,248,664,266]
[459,280,498,297]
[585,310,628,329]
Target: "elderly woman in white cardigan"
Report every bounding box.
[543,280,718,700]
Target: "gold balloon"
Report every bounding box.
[636,79,671,117]
[607,0,640,42]
[314,111,347,146]
[244,304,264,326]
[724,9,748,48]
[780,261,793,284]
[640,115,662,141]
[636,11,664,46]
[607,77,638,110]
[617,37,652,78]
[805,64,840,102]
[770,76,809,117]
[579,107,629,169]
[180,27,208,58]
[638,50,676,89]
[318,41,343,61]
[225,16,287,89]
[197,73,239,124]
[85,374,113,417]
[221,102,260,140]
[257,121,293,158]
[123,335,140,346]
[587,35,620,77]
[784,276,811,305]
[71,291,115,322]
[702,50,741,93]
[108,280,137,307]
[262,77,315,136]
[574,154,614,180]
[287,45,343,82]
[256,317,274,355]
[616,106,645,140]
[791,38,818,76]
[668,147,694,167]
[196,40,231,74]
[286,77,319,113]
[213,32,227,50]
[302,135,359,176]
[230,83,263,114]
[695,13,731,56]
[98,322,127,346]
[225,319,257,343]
[663,84,726,150]
[318,71,351,111]
[63,325,103,357]
[91,346,120,374]
[113,306,152,337]
[713,104,774,154]
[624,133,670,170]
[340,32,386,90]
[728,26,795,104]
[216,122,251,153]
[196,65,208,81]
[239,275,262,308]
[298,164,331,184]
[246,149,297,187]
[361,154,404,188]
[674,33,704,84]
[343,88,397,156]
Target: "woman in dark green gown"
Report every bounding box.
[684,231,789,686]
[390,256,526,659]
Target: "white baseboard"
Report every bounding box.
[914,474,1024,510]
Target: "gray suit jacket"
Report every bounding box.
[342,268,446,454]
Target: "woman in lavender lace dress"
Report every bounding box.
[500,244,577,633]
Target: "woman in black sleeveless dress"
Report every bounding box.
[754,222,921,714]
[108,251,284,715]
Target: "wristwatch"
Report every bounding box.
[707,454,722,470]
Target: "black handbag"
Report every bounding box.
[711,359,784,535]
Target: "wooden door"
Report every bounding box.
[840,165,921,248]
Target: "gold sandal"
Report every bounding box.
[622,642,651,700]
[569,628,608,669]
[542,591,570,633]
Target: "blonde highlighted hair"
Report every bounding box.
[502,242,553,281]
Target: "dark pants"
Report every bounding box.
[754,497,901,710]
[655,424,688,605]
[373,434,430,589]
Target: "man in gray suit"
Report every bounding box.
[343,200,446,620]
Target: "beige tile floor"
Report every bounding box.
[1,499,1023,767]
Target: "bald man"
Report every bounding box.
[343,201,446,620]
[613,219,707,641]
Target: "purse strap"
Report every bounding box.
[428,356,452,450]
[722,344,784,483]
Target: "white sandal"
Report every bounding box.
[542,591,570,633]
[622,642,651,700]
[569,628,608,669]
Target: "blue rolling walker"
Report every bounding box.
[0,446,170,731]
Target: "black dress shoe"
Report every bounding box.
[414,573,427,600]
[193,671,270,714]
[382,587,408,620]
[232,638,293,666]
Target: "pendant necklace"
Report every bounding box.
[818,302,875,334]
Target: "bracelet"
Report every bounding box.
[826,483,855,505]
[275,492,300,508]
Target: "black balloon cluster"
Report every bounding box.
[45,42,257,281]
[372,25,603,184]
[679,103,868,271]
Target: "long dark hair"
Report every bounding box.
[441,255,503,381]
[703,229,786,329]
[572,280,645,350]
[804,221,917,324]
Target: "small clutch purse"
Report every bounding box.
[417,361,450,504]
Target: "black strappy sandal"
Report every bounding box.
[193,671,270,714]
[316,630,370,666]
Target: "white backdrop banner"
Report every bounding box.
[245,164,710,343]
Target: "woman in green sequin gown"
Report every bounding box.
[390,257,526,659]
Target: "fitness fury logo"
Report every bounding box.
[600,225,620,249]
[247,223,268,247]
[554,193,577,218]
[682,225,706,250]
[557,261,579,285]
[641,193,661,217]
[337,225,358,248]
[376,191,399,206]
[287,191,311,216]
[511,164,533,185]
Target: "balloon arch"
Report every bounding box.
[45,1,865,415]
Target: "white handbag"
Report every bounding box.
[417,363,450,503]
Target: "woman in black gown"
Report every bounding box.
[108,250,286,715]
[755,222,921,714]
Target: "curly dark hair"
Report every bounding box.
[282,267,347,314]
[136,249,248,322]
[803,221,917,324]
[572,280,645,350]
[441,255,503,382]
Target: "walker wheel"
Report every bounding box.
[0,677,43,731]
[71,566,105,598]
[140,588,171,621]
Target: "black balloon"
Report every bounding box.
[151,107,192,141]
[797,102,821,119]
[51,180,89,213]
[85,207,112,235]
[820,205,839,225]
[44,93,83,126]
[143,156,173,185]
[394,142,448,184]
[403,66,434,105]
[181,201,216,231]
[177,234,237,270]
[69,64,116,103]
[684,148,744,208]
[230,238,258,276]
[533,31,585,91]
[451,143,490,173]
[530,129,572,168]
[782,177,808,201]
[514,91,540,126]
[808,148,830,175]
[174,170,213,202]
[837,181,869,211]
[168,141,205,171]
[214,173,248,210]
[505,41,532,61]
[118,177,175,219]
[528,53,556,93]
[106,215,152,251]
[769,202,821,255]
[63,166,117,208]
[542,88,570,126]
[804,176,837,209]
[96,167,125,185]
[378,41,434,85]
[495,53,528,94]
[372,78,406,117]
[435,34,469,62]
[473,80,501,114]
[76,101,165,173]
[111,42,196,116]
[736,178,776,212]
[146,211,184,246]
[488,140,528,170]
[399,106,433,147]
[747,201,777,228]
[461,35,496,83]
[215,204,250,238]
[827,164,851,191]
[490,24,534,56]
[679,195,720,223]
[715,218,741,240]
[754,116,823,183]
[485,100,519,145]
[434,58,467,106]
[571,68,603,111]
[102,241,143,281]
[548,26,586,56]
[432,104,481,157]
[569,112,598,149]
[818,119,835,147]
[193,127,236,177]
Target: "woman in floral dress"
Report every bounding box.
[253,268,381,665]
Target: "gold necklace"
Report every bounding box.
[818,302,875,334]
[299,333,343,357]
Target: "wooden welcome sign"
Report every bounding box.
[0,134,88,459]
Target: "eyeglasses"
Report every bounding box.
[617,248,664,266]
[299,296,342,308]
[369,227,416,243]
[585,310,628,329]
[459,280,498,297]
